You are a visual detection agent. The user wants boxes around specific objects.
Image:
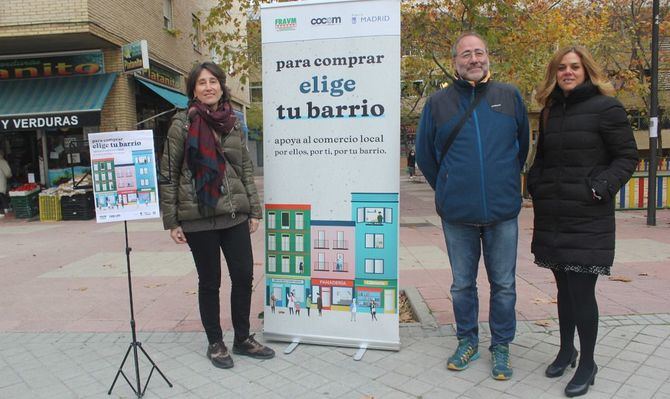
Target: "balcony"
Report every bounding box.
[314,239,329,249]
[332,240,348,250]
[312,261,349,273]
[314,261,329,271]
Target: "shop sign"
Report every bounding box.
[272,278,304,284]
[122,40,149,73]
[0,51,104,80]
[0,112,100,132]
[363,279,388,286]
[137,62,182,90]
[312,278,353,287]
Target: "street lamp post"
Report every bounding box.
[648,0,660,226]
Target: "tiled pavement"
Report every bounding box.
[1,175,670,398]
[1,316,670,398]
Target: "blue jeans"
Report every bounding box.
[442,217,518,347]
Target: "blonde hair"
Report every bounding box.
[535,45,615,107]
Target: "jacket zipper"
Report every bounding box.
[472,87,489,221]
[221,125,236,219]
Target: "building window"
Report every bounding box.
[295,212,304,229]
[375,259,384,274]
[191,14,202,52]
[316,253,326,271]
[333,231,346,249]
[281,256,290,273]
[365,259,384,274]
[315,230,327,248]
[281,212,290,229]
[357,208,364,222]
[268,256,276,272]
[250,81,263,102]
[163,0,173,30]
[268,234,276,251]
[365,233,384,249]
[281,234,290,251]
[267,212,276,229]
[384,208,393,223]
[295,234,304,252]
[365,259,374,273]
[296,256,304,274]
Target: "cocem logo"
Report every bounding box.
[274,17,297,31]
[310,16,341,25]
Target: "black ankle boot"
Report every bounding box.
[545,349,578,378]
[565,363,597,397]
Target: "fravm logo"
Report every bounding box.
[275,17,297,31]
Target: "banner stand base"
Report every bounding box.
[283,338,301,355]
[353,344,368,361]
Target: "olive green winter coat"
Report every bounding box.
[159,111,261,230]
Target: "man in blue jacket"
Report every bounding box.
[416,32,529,381]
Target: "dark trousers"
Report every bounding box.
[553,270,599,369]
[0,192,8,213]
[184,222,253,345]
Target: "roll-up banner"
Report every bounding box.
[261,0,401,351]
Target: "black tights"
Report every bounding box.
[553,270,598,382]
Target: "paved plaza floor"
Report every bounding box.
[1,176,669,398]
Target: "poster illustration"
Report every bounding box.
[262,0,401,350]
[88,130,160,223]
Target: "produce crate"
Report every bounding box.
[9,189,40,219]
[39,193,62,221]
[61,192,95,220]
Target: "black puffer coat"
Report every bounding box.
[527,82,638,269]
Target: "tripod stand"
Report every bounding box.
[108,221,172,397]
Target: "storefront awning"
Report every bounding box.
[135,78,188,109]
[0,73,117,132]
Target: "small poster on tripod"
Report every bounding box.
[88,130,160,223]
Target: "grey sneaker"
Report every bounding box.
[206,341,234,369]
[233,334,275,359]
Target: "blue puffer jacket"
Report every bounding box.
[416,79,529,224]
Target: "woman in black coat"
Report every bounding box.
[528,46,638,397]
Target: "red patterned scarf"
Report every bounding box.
[185,101,237,209]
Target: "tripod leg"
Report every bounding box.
[108,344,134,395]
[138,343,173,387]
[132,342,142,397]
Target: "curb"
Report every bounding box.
[401,286,439,330]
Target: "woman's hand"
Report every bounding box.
[170,226,187,244]
[249,218,260,234]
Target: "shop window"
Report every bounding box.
[268,256,276,272]
[268,234,276,251]
[163,0,173,30]
[281,212,290,229]
[267,212,276,229]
